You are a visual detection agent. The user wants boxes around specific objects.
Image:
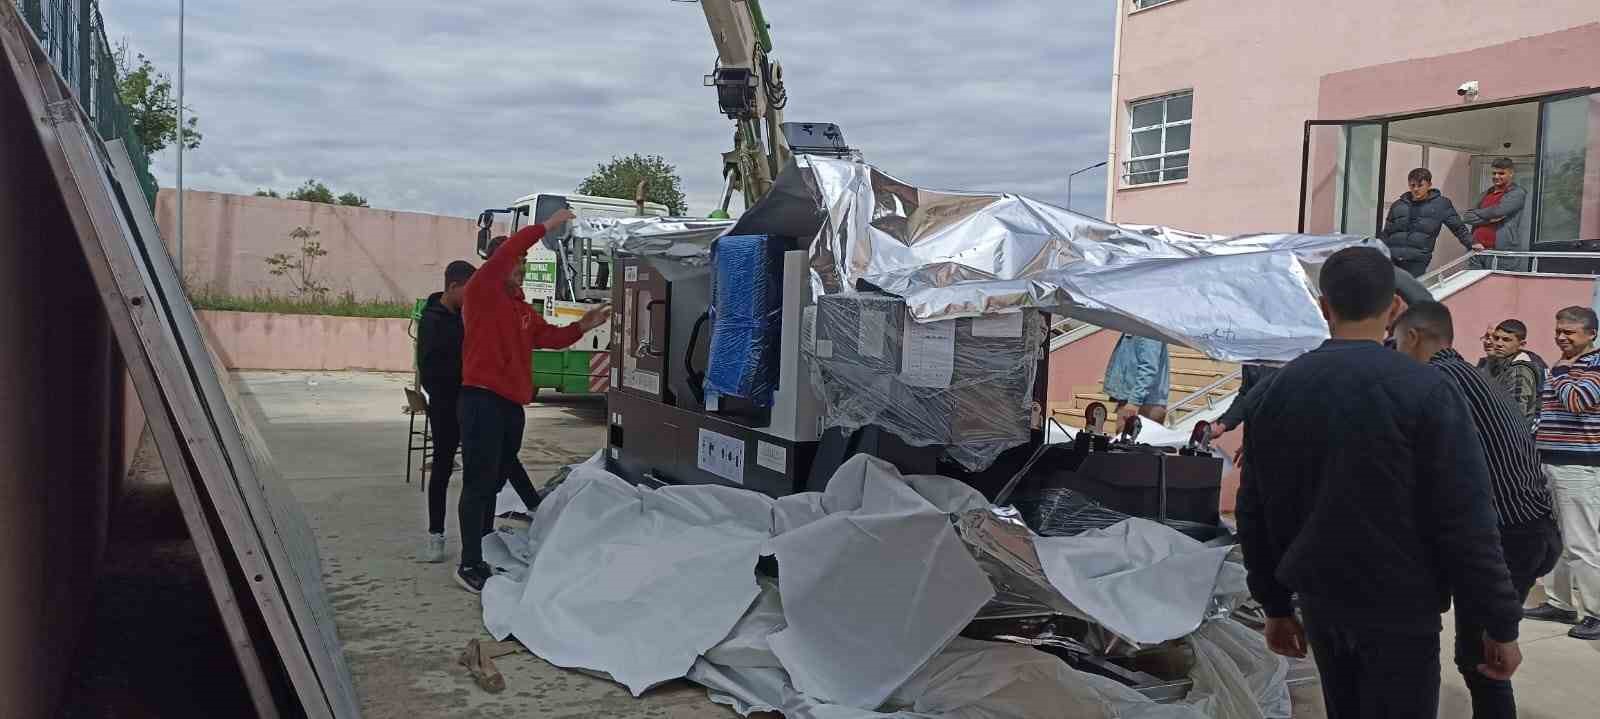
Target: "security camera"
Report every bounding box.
[1458,81,1480,97]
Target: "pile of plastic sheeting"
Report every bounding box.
[483,454,1289,718]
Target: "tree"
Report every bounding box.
[264,226,331,299]
[577,154,688,215]
[254,189,281,198]
[114,43,201,153]
[336,192,370,208]
[265,179,371,207]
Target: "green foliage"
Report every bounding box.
[254,189,281,198]
[336,192,370,208]
[257,179,371,206]
[187,285,412,319]
[264,226,330,298]
[114,43,201,153]
[576,154,688,215]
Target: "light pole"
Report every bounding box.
[1067,160,1108,218]
[176,0,185,271]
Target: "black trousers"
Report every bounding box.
[1453,517,1563,719]
[1303,608,1441,719]
[1395,257,1431,277]
[456,387,542,568]
[423,383,460,536]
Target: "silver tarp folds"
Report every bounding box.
[572,216,736,265]
[798,156,1393,363]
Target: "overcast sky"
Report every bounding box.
[103,1,1114,220]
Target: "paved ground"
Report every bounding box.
[61,368,1600,717]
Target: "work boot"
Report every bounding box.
[454,562,493,594]
[418,533,447,563]
[1524,603,1579,624]
[1570,616,1600,641]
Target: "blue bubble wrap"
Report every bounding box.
[705,235,783,406]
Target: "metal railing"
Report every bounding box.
[11,0,158,207]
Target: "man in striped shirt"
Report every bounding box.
[1526,305,1600,642]
[1395,302,1561,716]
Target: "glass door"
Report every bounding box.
[1534,91,1600,244]
[1299,121,1385,235]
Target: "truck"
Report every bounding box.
[455,192,668,400]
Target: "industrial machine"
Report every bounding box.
[472,192,669,397]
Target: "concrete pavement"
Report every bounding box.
[236,369,1600,718]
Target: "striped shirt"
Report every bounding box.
[1535,347,1600,463]
[1430,349,1553,526]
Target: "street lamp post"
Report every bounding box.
[1067,160,1108,218]
[176,0,185,270]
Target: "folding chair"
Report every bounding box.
[404,387,432,491]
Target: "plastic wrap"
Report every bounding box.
[1017,488,1133,537]
[705,235,784,406]
[808,293,1043,471]
[570,215,735,265]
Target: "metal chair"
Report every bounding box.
[404,387,432,491]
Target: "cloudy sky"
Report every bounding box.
[103,1,1114,220]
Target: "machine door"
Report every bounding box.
[615,259,670,402]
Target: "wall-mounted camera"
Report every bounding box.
[1457,81,1481,98]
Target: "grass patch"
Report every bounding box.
[189,286,414,319]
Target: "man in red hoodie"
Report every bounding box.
[455,208,611,592]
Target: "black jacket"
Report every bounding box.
[1380,189,1472,263]
[1237,339,1523,642]
[1479,350,1548,428]
[1218,365,1278,430]
[417,291,465,396]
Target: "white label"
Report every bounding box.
[610,447,620,459]
[899,319,956,388]
[625,266,639,282]
[860,309,887,358]
[972,313,1024,338]
[611,412,622,426]
[625,369,660,395]
[816,339,834,359]
[756,441,787,473]
[697,429,745,484]
[801,306,818,355]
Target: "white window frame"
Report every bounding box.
[1123,91,1192,186]
[1131,0,1181,11]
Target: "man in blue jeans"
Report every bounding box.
[1103,333,1169,424]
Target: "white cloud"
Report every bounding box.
[103,1,1113,220]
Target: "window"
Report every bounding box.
[1132,0,1179,10]
[1124,91,1192,185]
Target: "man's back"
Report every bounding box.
[1239,339,1521,639]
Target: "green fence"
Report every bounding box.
[13,0,159,208]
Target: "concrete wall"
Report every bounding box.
[157,189,493,303]
[1,58,122,719]
[200,310,415,373]
[1108,0,1600,234]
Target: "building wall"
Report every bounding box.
[156,189,496,304]
[0,59,121,719]
[1108,0,1600,234]
[200,311,416,373]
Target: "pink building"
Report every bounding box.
[1106,0,1600,273]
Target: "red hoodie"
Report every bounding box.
[461,225,584,404]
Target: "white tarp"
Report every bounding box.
[1034,519,1234,646]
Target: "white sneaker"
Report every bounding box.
[418,533,448,563]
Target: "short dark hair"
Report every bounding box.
[1407,167,1432,184]
[1494,319,1528,341]
[1396,301,1453,344]
[1491,158,1516,172]
[1556,305,1598,333]
[445,260,476,288]
[1320,247,1396,322]
[485,235,510,258]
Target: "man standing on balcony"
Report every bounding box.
[1237,248,1523,718]
[452,211,612,594]
[1381,167,1478,277]
[1103,333,1169,425]
[1525,306,1600,641]
[1394,301,1560,716]
[1478,319,1548,430]
[1463,159,1529,271]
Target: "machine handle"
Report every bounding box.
[685,311,712,405]
[641,299,668,357]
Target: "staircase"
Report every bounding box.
[1049,349,1241,429]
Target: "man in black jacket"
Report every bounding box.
[1237,247,1523,718]
[417,260,475,563]
[1381,167,1479,277]
[1394,302,1559,719]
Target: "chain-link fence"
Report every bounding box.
[13,0,159,207]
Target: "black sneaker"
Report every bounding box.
[1525,603,1580,625]
[454,562,493,594]
[1570,617,1600,641]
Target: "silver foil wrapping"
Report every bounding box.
[572,216,736,266]
[798,156,1392,363]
